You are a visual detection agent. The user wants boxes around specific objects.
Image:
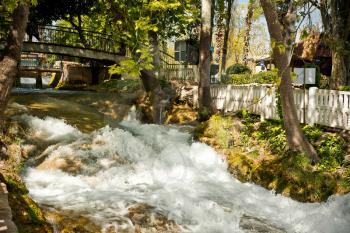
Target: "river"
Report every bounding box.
[7,90,350,233]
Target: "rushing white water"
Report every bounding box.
[21,115,350,233]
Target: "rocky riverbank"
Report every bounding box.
[0,120,53,233]
[194,114,350,202]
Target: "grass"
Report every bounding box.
[195,114,350,202]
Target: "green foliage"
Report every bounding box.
[317,134,346,171]
[253,120,287,155]
[109,48,154,78]
[222,69,279,85]
[238,113,347,172]
[303,125,323,143]
[4,176,28,195]
[198,115,233,148]
[226,63,252,75]
[340,86,350,91]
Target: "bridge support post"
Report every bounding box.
[35,71,42,89]
[14,73,21,87]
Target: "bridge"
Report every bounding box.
[0,21,198,85]
[0,22,126,63]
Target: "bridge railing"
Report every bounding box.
[159,50,197,83]
[29,24,118,53]
[0,20,118,54]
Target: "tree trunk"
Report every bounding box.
[346,54,350,85]
[199,0,213,115]
[330,50,347,89]
[327,0,350,89]
[148,30,161,76]
[260,0,320,163]
[0,2,29,119]
[138,30,164,123]
[242,0,254,65]
[221,0,234,73]
[90,60,100,85]
[140,70,163,124]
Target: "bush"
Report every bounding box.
[238,113,346,172]
[340,86,350,91]
[252,69,279,84]
[226,63,252,75]
[317,134,346,171]
[223,69,279,85]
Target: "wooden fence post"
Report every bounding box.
[307,87,318,126]
[224,85,231,112]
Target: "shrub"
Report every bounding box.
[229,73,252,84]
[226,63,252,75]
[223,70,279,85]
[303,125,323,143]
[251,69,279,84]
[340,86,350,91]
[317,133,346,171]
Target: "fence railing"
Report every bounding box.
[159,50,196,82]
[0,20,118,54]
[209,84,350,130]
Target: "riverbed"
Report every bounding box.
[7,90,350,233]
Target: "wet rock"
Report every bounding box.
[239,215,287,233]
[127,203,181,233]
[45,210,101,233]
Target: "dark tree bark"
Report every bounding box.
[148,30,161,72]
[260,0,320,163]
[0,2,29,119]
[242,0,254,65]
[138,30,164,123]
[311,0,350,89]
[221,0,234,73]
[199,0,214,115]
[329,0,350,89]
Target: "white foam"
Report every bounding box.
[17,114,82,142]
[22,118,350,233]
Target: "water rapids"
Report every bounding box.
[18,114,350,233]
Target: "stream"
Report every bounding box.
[7,90,350,233]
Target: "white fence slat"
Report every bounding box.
[207,84,350,131]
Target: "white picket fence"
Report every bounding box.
[209,84,350,130]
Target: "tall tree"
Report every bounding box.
[260,0,320,163]
[0,1,29,120]
[221,0,234,73]
[199,0,213,116]
[311,0,350,89]
[242,0,254,65]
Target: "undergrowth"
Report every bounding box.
[195,113,350,202]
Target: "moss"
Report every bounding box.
[4,176,28,195]
[0,120,52,233]
[0,174,52,232]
